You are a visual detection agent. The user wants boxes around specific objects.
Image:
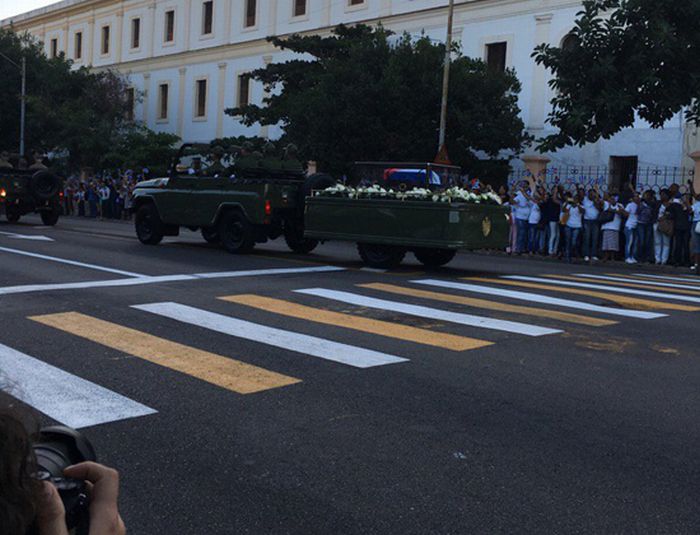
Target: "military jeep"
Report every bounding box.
[131,143,335,254]
[0,153,63,225]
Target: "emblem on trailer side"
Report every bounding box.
[482,216,492,237]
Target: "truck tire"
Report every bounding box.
[135,204,164,245]
[5,205,21,223]
[30,171,61,201]
[201,227,220,244]
[40,208,60,226]
[284,219,318,254]
[357,243,406,269]
[414,248,457,268]
[219,210,255,254]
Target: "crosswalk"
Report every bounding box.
[4,270,698,429]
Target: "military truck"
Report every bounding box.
[131,143,335,253]
[0,152,63,225]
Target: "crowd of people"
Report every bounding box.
[61,172,143,220]
[499,179,700,271]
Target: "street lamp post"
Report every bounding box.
[436,0,455,164]
[0,52,27,156]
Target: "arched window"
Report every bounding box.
[561,33,579,52]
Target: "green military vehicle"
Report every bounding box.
[131,143,335,254]
[0,152,63,225]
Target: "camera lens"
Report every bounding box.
[33,425,97,477]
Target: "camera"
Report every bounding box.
[33,426,97,531]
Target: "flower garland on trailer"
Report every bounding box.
[316,184,502,205]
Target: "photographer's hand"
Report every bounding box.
[64,462,126,535]
[36,481,69,535]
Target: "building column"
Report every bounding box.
[142,73,151,125]
[148,2,157,58]
[86,15,95,65]
[115,10,124,63]
[689,151,700,193]
[528,13,553,131]
[224,0,233,43]
[216,62,228,139]
[177,66,187,139]
[62,21,69,54]
[321,0,331,27]
[259,55,273,139]
[184,0,192,50]
[522,155,550,187]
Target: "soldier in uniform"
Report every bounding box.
[0,151,13,169]
[205,145,227,176]
[28,151,48,170]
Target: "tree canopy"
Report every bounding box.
[0,27,177,170]
[228,24,530,174]
[533,0,700,152]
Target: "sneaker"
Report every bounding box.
[584,256,590,262]
[592,256,600,261]
[625,258,637,264]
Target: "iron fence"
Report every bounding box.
[508,165,695,193]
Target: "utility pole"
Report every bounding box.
[436,0,455,164]
[20,56,26,157]
[0,51,27,156]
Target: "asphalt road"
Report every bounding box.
[2,215,699,534]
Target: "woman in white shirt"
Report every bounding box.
[624,193,640,263]
[601,193,624,262]
[654,189,672,265]
[692,191,700,272]
[562,192,584,262]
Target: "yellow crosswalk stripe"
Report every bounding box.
[464,277,700,312]
[358,283,617,327]
[29,312,300,394]
[219,294,491,351]
[547,274,700,296]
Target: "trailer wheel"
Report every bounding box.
[135,204,164,245]
[357,243,406,269]
[284,219,318,254]
[219,210,255,254]
[414,248,457,268]
[201,227,220,244]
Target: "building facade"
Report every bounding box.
[3,0,699,184]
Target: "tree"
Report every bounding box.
[0,28,134,168]
[533,0,700,152]
[227,24,530,174]
[102,125,180,176]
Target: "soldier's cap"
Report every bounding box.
[262,141,276,154]
[241,141,254,151]
[210,145,225,156]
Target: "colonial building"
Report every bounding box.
[3,0,699,185]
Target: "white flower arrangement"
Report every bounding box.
[315,184,502,205]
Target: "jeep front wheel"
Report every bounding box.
[201,227,220,244]
[5,205,21,223]
[413,248,457,268]
[218,210,255,254]
[135,204,164,245]
[40,209,60,226]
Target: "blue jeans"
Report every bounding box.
[582,219,600,258]
[516,219,529,253]
[528,223,543,253]
[636,223,653,262]
[564,226,581,261]
[624,226,637,260]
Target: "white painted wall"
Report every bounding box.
[2,0,687,167]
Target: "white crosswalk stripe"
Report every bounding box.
[503,275,700,304]
[294,288,562,337]
[411,279,666,319]
[573,273,700,291]
[132,302,408,368]
[0,343,157,429]
[633,273,700,284]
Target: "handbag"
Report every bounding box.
[598,210,615,224]
[658,217,674,237]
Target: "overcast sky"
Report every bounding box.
[1,1,60,21]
